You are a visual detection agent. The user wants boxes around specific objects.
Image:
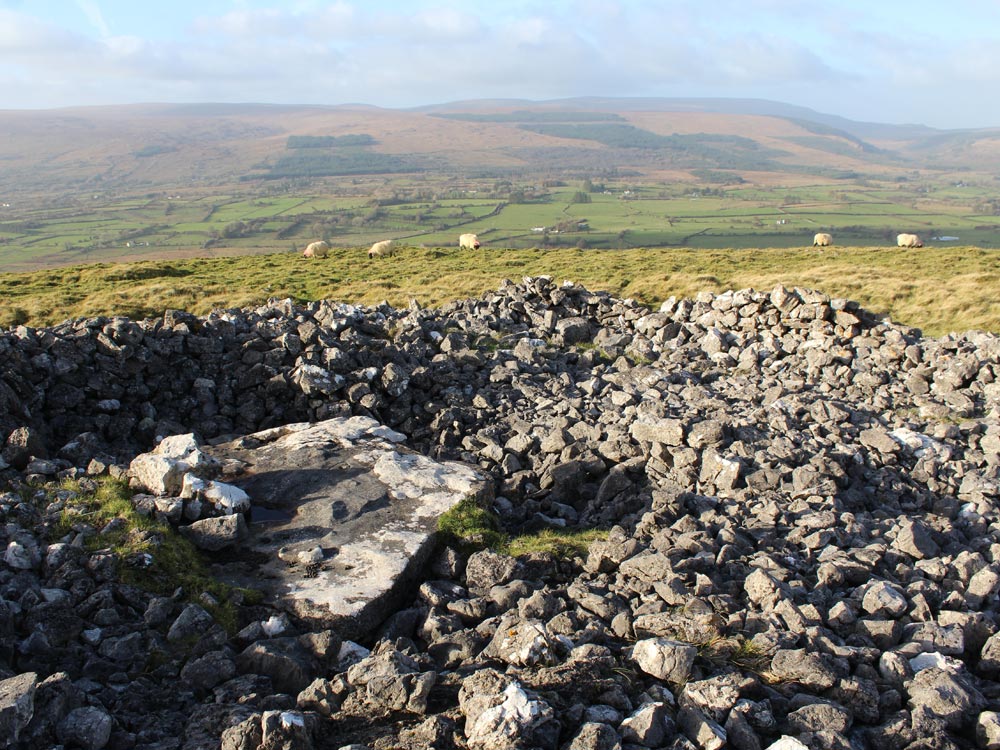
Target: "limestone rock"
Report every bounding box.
[631,638,698,684]
[179,513,248,551]
[0,673,37,747]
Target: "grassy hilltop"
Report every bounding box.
[2,244,999,337]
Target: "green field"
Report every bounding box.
[2,170,999,338]
[2,174,998,273]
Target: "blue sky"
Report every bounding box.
[1,1,998,129]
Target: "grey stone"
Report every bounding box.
[769,649,837,690]
[98,632,146,664]
[296,678,346,717]
[904,623,965,656]
[167,603,216,642]
[181,650,238,691]
[237,638,317,695]
[630,419,686,447]
[0,673,37,747]
[259,710,314,750]
[906,667,986,729]
[428,629,488,669]
[2,426,47,470]
[688,419,727,449]
[57,706,113,750]
[459,673,558,750]
[485,619,560,667]
[976,711,1000,750]
[619,552,675,582]
[980,631,1000,675]
[862,581,909,617]
[564,721,622,750]
[967,565,1000,609]
[4,538,40,571]
[203,418,491,637]
[785,701,852,735]
[680,674,752,724]
[632,638,698,684]
[762,738,809,750]
[893,519,939,560]
[620,702,672,747]
[465,550,521,592]
[678,705,727,750]
[179,513,248,551]
[744,569,788,609]
[345,643,437,714]
[555,316,593,346]
[860,428,901,455]
[220,714,263,750]
[724,709,762,750]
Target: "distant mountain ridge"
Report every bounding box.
[2,96,1000,201]
[414,96,943,141]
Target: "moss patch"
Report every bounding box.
[48,477,258,634]
[437,497,608,560]
[436,496,508,552]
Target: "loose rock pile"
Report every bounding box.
[2,277,1000,750]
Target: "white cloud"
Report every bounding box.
[710,34,839,84]
[408,7,481,40]
[74,0,111,38]
[0,9,85,54]
[193,8,296,38]
[1,2,1000,126]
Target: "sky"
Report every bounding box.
[1,1,999,129]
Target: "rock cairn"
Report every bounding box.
[1,277,1000,750]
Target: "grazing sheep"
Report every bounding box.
[368,239,397,259]
[303,240,330,258]
[459,233,481,250]
[813,232,833,247]
[896,233,923,248]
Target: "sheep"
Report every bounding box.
[302,240,330,259]
[368,239,397,259]
[459,233,481,250]
[813,232,833,247]
[896,233,923,248]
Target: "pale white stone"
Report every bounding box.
[766,736,810,750]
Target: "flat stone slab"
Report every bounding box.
[203,417,491,637]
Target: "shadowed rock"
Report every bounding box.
[204,417,491,638]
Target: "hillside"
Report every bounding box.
[3,97,1000,204]
[3,245,1000,337]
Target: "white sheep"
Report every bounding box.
[896,233,923,248]
[459,233,481,250]
[812,232,833,247]
[302,240,330,258]
[368,239,397,259]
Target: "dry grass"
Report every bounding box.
[1,244,998,336]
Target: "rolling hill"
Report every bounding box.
[2,97,1000,206]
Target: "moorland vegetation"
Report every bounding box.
[2,243,1000,337]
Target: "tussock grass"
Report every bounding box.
[436,496,508,552]
[698,636,771,674]
[437,497,608,559]
[1,245,998,336]
[506,528,609,559]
